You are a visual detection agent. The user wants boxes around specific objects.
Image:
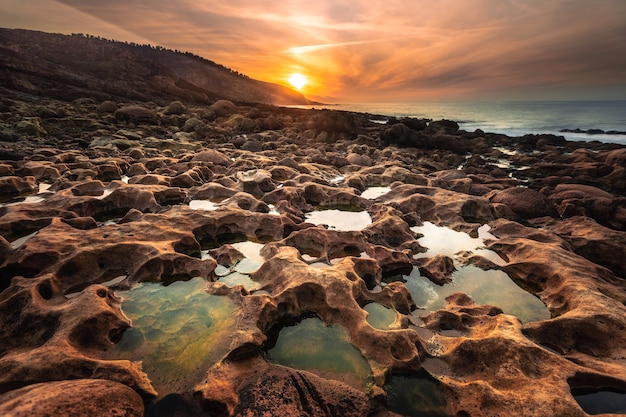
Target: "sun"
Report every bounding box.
[288,73,307,90]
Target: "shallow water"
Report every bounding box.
[361,186,391,200]
[573,389,626,415]
[407,222,548,322]
[109,277,236,396]
[304,209,372,231]
[384,371,451,417]
[9,231,38,249]
[396,266,550,323]
[189,200,220,211]
[364,303,396,330]
[411,222,505,266]
[265,317,372,388]
[202,241,264,291]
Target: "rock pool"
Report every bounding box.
[265,317,372,389]
[107,277,236,396]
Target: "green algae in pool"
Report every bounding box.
[384,371,451,417]
[394,266,550,323]
[110,277,235,395]
[265,317,372,389]
[305,209,372,231]
[364,303,396,330]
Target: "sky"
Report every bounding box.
[2,0,626,102]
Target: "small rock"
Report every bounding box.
[163,101,186,115]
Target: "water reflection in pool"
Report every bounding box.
[390,266,550,323]
[202,241,265,291]
[404,221,548,322]
[265,317,372,388]
[108,277,235,395]
[411,222,505,266]
[572,388,626,415]
[189,200,220,211]
[361,186,391,200]
[305,210,372,231]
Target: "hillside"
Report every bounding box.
[0,28,309,105]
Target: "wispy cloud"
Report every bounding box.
[1,0,625,101]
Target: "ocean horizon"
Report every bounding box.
[297,100,626,145]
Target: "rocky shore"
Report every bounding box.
[1,87,625,417]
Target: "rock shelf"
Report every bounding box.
[1,91,626,416]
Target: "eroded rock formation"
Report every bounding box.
[0,87,625,416]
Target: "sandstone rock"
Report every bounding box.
[415,254,456,285]
[0,80,625,417]
[532,216,626,278]
[191,149,232,166]
[96,100,118,114]
[0,275,156,397]
[114,106,159,125]
[489,187,555,219]
[236,169,275,198]
[549,183,625,230]
[70,180,105,196]
[209,100,238,117]
[0,176,37,195]
[163,100,186,115]
[0,379,144,417]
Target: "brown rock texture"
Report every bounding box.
[1,54,626,416]
[0,379,144,417]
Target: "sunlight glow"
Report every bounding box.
[288,73,308,90]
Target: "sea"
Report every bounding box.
[300,100,626,145]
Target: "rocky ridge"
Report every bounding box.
[0,28,309,106]
[0,85,625,416]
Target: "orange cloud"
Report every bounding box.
[1,0,625,101]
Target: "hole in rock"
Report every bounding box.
[363,303,396,330]
[108,326,126,344]
[304,209,372,231]
[144,393,208,417]
[105,277,236,397]
[384,370,451,417]
[93,209,128,224]
[37,282,54,300]
[264,315,372,389]
[329,247,369,265]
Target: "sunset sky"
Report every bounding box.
[2,0,625,102]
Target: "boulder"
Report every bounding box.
[415,254,455,285]
[114,106,158,125]
[489,187,555,219]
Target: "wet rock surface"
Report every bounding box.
[1,88,625,417]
